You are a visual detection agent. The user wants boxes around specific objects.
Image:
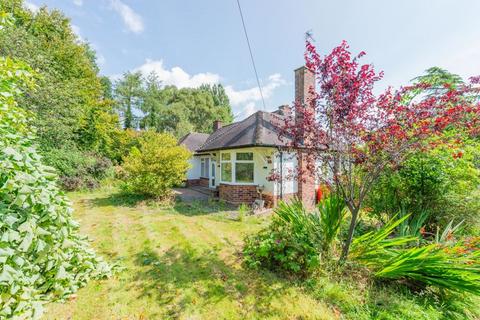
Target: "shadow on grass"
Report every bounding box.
[132,245,289,319]
[173,198,237,216]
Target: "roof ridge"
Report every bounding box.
[200,112,258,148]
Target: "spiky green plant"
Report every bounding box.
[317,194,346,253]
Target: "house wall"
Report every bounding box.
[186,156,201,180]
[192,147,323,207]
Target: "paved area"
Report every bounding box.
[173,187,210,202]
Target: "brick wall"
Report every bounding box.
[218,184,258,205]
[297,152,316,208]
[295,66,316,208]
[199,177,209,187]
[186,179,200,187]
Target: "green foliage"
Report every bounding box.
[243,196,350,275]
[114,71,143,129]
[0,55,110,319]
[243,214,321,275]
[367,141,480,231]
[42,148,113,190]
[0,1,120,190]
[351,215,480,296]
[317,194,346,253]
[121,131,191,198]
[114,71,234,137]
[236,203,250,221]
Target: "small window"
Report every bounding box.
[221,163,232,182]
[236,152,253,161]
[200,158,205,177]
[221,153,231,161]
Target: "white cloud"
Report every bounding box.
[134,59,220,88]
[129,59,286,119]
[73,0,83,6]
[110,0,144,34]
[225,73,286,117]
[24,1,39,12]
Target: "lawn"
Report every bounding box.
[44,188,473,320]
[45,188,336,320]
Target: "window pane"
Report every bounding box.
[221,153,231,161]
[236,152,253,161]
[200,159,205,177]
[235,162,254,183]
[221,163,232,182]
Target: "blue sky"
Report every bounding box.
[25,0,480,119]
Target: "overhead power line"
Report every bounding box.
[236,0,266,110]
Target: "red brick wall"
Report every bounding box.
[297,152,316,208]
[295,66,316,209]
[199,177,209,187]
[218,184,258,204]
[186,179,200,187]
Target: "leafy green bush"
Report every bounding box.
[366,142,480,231]
[243,213,321,275]
[0,54,110,318]
[121,131,191,198]
[243,197,348,275]
[42,147,113,190]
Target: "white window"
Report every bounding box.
[220,151,255,184]
[235,152,254,183]
[220,152,232,182]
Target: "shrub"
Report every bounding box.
[0,55,110,319]
[42,147,113,191]
[121,131,191,198]
[366,142,480,231]
[244,197,348,275]
[350,215,480,296]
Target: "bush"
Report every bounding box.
[121,131,191,198]
[0,55,111,319]
[350,215,480,295]
[42,147,113,191]
[366,142,480,231]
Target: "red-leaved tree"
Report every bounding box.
[279,36,480,261]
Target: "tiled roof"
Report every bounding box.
[197,110,292,152]
[178,132,210,152]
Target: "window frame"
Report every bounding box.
[220,151,255,184]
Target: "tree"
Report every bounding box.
[121,131,191,198]
[200,83,234,124]
[279,36,480,261]
[114,71,143,129]
[140,72,164,130]
[0,1,104,150]
[0,27,110,318]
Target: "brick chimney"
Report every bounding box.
[213,120,223,131]
[294,66,316,207]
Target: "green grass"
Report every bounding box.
[45,188,478,319]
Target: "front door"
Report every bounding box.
[210,160,216,188]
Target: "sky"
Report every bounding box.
[24,0,480,120]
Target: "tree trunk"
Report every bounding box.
[340,206,360,262]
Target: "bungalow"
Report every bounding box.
[179,66,321,208]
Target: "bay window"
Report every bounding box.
[220,151,254,184]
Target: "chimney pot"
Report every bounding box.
[213,120,223,131]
